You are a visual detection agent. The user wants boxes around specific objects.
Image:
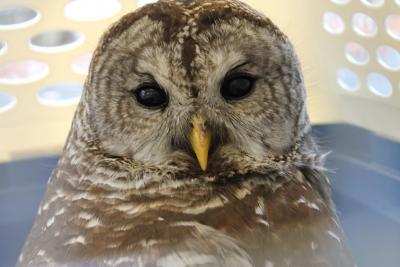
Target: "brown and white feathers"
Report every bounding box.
[18,1,354,266]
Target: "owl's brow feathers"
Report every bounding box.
[88,0,288,85]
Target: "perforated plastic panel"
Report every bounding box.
[0,0,399,162]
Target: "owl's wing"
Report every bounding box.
[211,169,355,267]
[135,169,354,267]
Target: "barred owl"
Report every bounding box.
[18,1,354,266]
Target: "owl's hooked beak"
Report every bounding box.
[190,114,212,171]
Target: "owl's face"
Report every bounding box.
[85,0,309,175]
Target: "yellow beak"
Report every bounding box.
[190,114,212,171]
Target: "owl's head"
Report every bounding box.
[81,0,315,177]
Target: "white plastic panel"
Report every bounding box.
[0,0,399,162]
[37,83,83,107]
[360,0,385,7]
[367,72,392,97]
[71,52,92,75]
[377,45,400,71]
[337,68,361,92]
[0,40,7,56]
[0,92,16,113]
[0,60,49,85]
[323,11,345,34]
[138,0,158,7]
[385,14,400,40]
[345,42,370,65]
[0,7,40,30]
[352,13,378,37]
[64,0,121,21]
[331,0,351,5]
[29,30,85,53]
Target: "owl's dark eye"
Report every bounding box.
[133,84,168,109]
[221,74,255,100]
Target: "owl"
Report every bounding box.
[18,1,354,266]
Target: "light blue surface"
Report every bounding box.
[0,124,399,267]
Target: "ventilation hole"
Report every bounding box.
[29,30,84,53]
[352,13,378,37]
[0,7,40,30]
[345,42,370,65]
[323,12,345,34]
[0,40,7,56]
[0,92,17,113]
[377,45,400,71]
[385,14,400,40]
[360,0,385,7]
[0,60,49,84]
[64,0,121,21]
[138,0,158,7]
[367,72,393,97]
[71,52,92,75]
[37,83,83,107]
[337,68,360,92]
[330,0,351,4]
